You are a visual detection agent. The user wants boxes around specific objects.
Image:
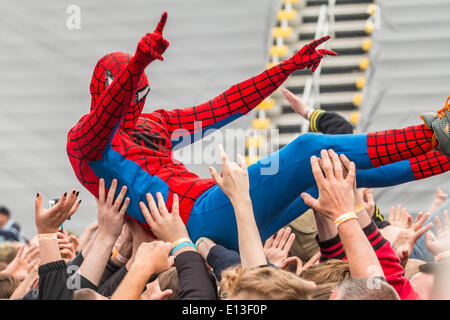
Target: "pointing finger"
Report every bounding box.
[309,35,331,50]
[154,11,168,34]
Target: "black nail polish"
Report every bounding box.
[36,193,39,198]
[63,192,67,197]
[72,190,76,195]
[76,191,80,196]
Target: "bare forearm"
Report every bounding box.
[78,232,116,286]
[338,219,383,278]
[314,211,338,242]
[232,198,267,268]
[39,239,62,265]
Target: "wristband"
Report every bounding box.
[435,250,450,262]
[171,242,196,256]
[333,211,358,228]
[195,237,208,248]
[38,233,57,240]
[112,248,129,264]
[354,203,365,213]
[171,237,192,249]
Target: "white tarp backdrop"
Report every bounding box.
[0,0,280,237]
[358,0,450,214]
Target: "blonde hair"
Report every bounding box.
[157,267,179,300]
[300,259,350,285]
[220,265,314,300]
[310,282,338,300]
[0,242,18,264]
[0,273,19,299]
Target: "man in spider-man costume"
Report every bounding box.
[67,12,450,250]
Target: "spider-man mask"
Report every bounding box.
[89,52,150,118]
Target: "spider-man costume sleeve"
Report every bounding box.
[68,14,169,162]
[149,36,337,149]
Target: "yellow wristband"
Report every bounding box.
[334,211,358,228]
[172,237,192,249]
[38,233,57,240]
[354,203,365,213]
[112,249,129,264]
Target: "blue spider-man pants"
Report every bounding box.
[187,133,417,251]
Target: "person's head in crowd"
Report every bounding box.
[410,262,436,299]
[0,206,10,228]
[0,273,20,299]
[330,278,400,300]
[411,260,450,300]
[73,288,108,300]
[431,260,450,299]
[157,267,179,300]
[220,265,316,300]
[310,282,338,300]
[300,259,350,285]
[0,242,18,264]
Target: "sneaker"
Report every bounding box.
[421,96,450,156]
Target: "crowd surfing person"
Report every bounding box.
[66,11,449,251]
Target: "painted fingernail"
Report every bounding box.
[76,191,80,196]
[36,193,39,198]
[63,192,67,197]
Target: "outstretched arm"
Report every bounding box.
[153,36,336,148]
[67,12,169,161]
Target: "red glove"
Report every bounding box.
[292,35,337,71]
[134,11,170,66]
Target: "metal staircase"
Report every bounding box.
[246,0,375,162]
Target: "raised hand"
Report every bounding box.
[35,190,80,234]
[135,11,170,65]
[280,87,312,119]
[134,241,174,274]
[139,192,189,243]
[392,211,433,267]
[208,144,250,204]
[388,204,413,229]
[97,178,130,240]
[426,210,450,256]
[292,35,337,72]
[4,244,40,280]
[301,149,356,220]
[264,227,296,268]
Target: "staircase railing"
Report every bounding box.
[301,0,336,133]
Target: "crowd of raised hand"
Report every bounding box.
[0,142,448,300]
[1,90,449,300]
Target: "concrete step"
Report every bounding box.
[296,21,370,40]
[283,71,365,94]
[306,0,374,6]
[301,3,371,23]
[274,91,361,111]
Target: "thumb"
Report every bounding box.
[35,192,43,212]
[159,289,173,300]
[168,255,175,266]
[301,192,320,211]
[209,166,223,186]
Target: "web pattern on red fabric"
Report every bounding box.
[409,150,450,180]
[366,124,434,167]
